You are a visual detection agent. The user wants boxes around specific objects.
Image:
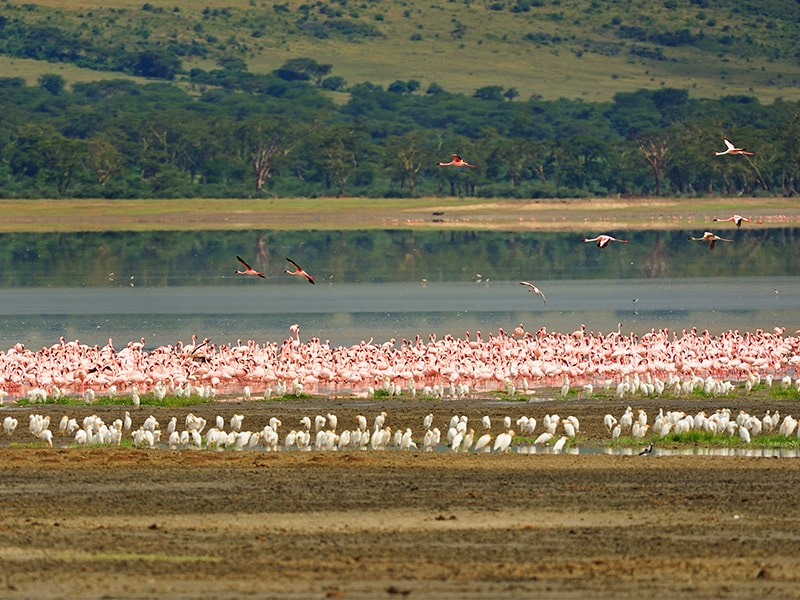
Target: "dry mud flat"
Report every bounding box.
[1,398,800,599]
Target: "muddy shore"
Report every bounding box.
[1,396,799,599]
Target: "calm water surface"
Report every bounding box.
[0,277,796,348]
[1,229,797,348]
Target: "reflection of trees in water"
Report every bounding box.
[1,228,798,287]
[638,231,668,278]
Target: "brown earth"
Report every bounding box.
[1,395,799,599]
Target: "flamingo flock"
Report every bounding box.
[1,325,798,403]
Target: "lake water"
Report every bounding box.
[0,228,798,348]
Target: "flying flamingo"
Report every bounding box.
[235,256,265,278]
[284,257,315,284]
[519,281,547,304]
[582,234,628,249]
[714,138,754,156]
[437,154,477,168]
[688,231,733,250]
[712,214,762,228]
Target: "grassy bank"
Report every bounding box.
[1,196,797,233]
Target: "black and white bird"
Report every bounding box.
[519,281,547,304]
[638,442,653,456]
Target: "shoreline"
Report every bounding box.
[0,196,796,233]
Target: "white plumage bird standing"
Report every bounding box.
[493,430,515,453]
[552,435,568,453]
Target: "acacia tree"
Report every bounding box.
[634,132,670,195]
[85,135,124,187]
[385,132,428,195]
[311,125,371,197]
[276,58,332,85]
[487,138,537,188]
[5,125,86,196]
[36,134,85,195]
[240,120,291,193]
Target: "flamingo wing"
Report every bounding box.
[285,257,302,270]
[236,256,253,270]
[723,138,736,150]
[286,257,315,284]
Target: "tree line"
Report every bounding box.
[1,67,799,199]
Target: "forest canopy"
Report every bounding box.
[1,67,798,199]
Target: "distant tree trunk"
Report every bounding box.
[241,121,290,193]
[251,141,283,192]
[635,133,670,196]
[397,150,422,195]
[742,155,769,192]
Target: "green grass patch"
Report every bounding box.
[496,392,533,402]
[766,387,800,401]
[602,435,646,449]
[0,56,148,89]
[18,0,800,103]
[268,393,318,401]
[17,394,216,408]
[602,431,800,449]
[8,441,52,449]
[104,395,216,408]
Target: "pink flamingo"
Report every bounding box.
[519,281,547,304]
[688,231,733,250]
[235,256,265,278]
[2,323,800,401]
[714,138,754,156]
[582,234,628,249]
[437,154,477,168]
[284,257,315,285]
[712,214,762,228]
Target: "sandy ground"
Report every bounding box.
[1,396,800,599]
[2,197,799,233]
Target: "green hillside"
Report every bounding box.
[3,0,800,102]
